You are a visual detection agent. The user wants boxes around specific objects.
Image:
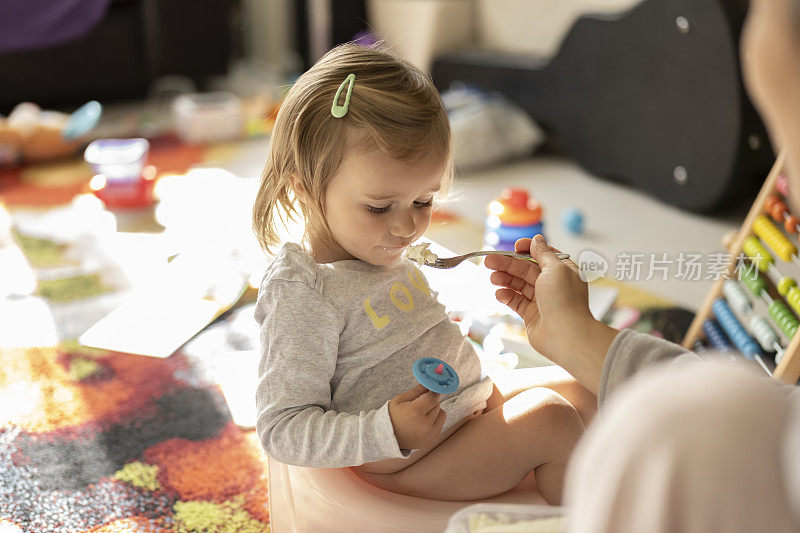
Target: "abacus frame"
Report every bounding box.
[682,150,800,384]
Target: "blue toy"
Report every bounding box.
[412,357,459,394]
[63,100,102,140]
[561,207,585,235]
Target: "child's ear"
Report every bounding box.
[289,174,307,201]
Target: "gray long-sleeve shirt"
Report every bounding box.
[254,243,493,468]
[598,328,700,406]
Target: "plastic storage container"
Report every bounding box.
[484,187,545,251]
[172,92,243,144]
[444,503,568,533]
[84,138,149,183]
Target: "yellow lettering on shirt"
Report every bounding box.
[407,267,430,295]
[390,282,414,312]
[364,298,390,330]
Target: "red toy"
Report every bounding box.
[89,164,157,208]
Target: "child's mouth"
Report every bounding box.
[381,246,407,254]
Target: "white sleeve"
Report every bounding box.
[254,279,411,467]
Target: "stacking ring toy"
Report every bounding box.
[412,357,459,394]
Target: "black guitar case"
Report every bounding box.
[431,0,772,212]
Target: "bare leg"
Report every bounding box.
[488,365,597,426]
[352,387,585,504]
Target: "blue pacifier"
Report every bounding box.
[412,357,459,394]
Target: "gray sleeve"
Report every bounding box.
[255,279,412,467]
[782,390,800,523]
[598,328,700,406]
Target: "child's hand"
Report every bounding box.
[485,234,594,364]
[388,384,447,450]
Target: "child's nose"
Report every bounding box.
[390,211,416,238]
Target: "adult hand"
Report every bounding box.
[484,234,618,393]
[388,384,447,450]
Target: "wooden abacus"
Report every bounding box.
[683,150,800,385]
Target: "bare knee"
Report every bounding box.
[504,388,585,455]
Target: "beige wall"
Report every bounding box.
[367,0,475,70]
[476,0,643,57]
[368,0,645,70]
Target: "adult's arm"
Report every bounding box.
[598,327,700,405]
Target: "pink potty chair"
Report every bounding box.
[267,456,547,532]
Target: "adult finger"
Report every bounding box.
[498,252,542,285]
[514,237,562,255]
[496,287,532,317]
[489,270,515,287]
[483,252,514,272]
[529,234,562,269]
[485,252,543,292]
[513,237,533,253]
[490,270,536,299]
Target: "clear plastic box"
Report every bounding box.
[172,91,243,144]
[84,138,149,183]
[444,503,569,533]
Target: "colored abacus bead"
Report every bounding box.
[740,267,768,295]
[712,298,761,360]
[722,280,751,314]
[702,319,732,351]
[778,276,797,297]
[748,315,779,352]
[786,286,800,317]
[768,300,800,338]
[770,201,788,222]
[785,215,800,234]
[693,340,708,353]
[753,215,796,262]
[743,236,773,272]
[765,194,780,213]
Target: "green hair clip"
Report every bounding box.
[331,73,356,118]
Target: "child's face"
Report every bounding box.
[317,145,446,266]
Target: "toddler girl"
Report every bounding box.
[252,42,594,504]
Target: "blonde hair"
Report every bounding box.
[252,42,453,253]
